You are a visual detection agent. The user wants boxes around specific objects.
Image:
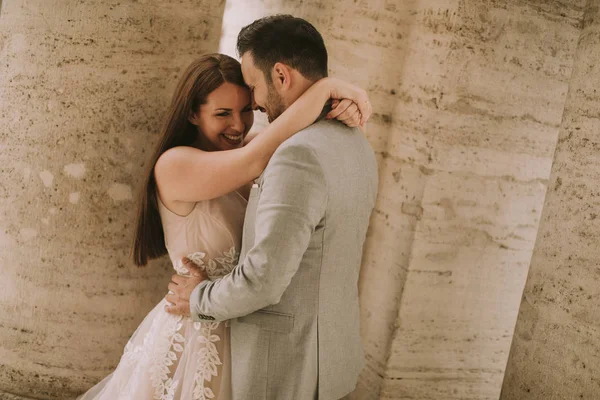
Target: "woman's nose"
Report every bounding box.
[231,114,245,133]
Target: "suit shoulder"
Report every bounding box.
[282,120,357,152]
[305,119,352,134]
[263,133,327,187]
[267,130,325,173]
[272,138,319,163]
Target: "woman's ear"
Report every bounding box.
[188,110,200,126]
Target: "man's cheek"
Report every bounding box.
[257,95,266,108]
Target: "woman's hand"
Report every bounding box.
[324,77,372,125]
[326,99,362,128]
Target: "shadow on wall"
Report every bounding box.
[334,4,423,400]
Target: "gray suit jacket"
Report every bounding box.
[190,119,378,400]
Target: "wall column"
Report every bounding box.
[0,1,225,397]
[501,1,600,399]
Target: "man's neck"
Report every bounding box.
[283,73,317,108]
[281,73,330,122]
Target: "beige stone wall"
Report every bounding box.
[0,1,224,398]
[378,1,585,399]
[501,1,600,399]
[2,0,598,399]
[221,1,584,399]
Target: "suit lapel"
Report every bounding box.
[240,180,261,259]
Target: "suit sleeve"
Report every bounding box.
[189,143,327,322]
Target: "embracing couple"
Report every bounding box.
[78,15,378,400]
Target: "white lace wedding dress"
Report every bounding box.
[78,190,247,400]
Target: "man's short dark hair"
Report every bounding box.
[237,15,328,83]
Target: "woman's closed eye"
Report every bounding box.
[216,106,251,117]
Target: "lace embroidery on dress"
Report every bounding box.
[185,249,239,323]
[121,248,239,399]
[206,247,239,279]
[184,248,239,280]
[122,314,185,400]
[173,251,205,276]
[191,321,222,400]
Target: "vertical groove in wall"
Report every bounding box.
[501,0,600,398]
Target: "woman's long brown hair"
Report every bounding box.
[132,54,247,266]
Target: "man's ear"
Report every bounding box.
[272,62,292,90]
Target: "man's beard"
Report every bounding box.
[265,82,286,123]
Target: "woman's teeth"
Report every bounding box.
[223,134,242,143]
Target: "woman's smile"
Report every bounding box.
[221,132,244,146]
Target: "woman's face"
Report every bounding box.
[189,82,254,151]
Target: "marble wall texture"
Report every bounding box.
[221,0,585,400]
[0,1,225,398]
[501,1,600,399]
[2,0,599,399]
[373,2,585,399]
[220,1,585,399]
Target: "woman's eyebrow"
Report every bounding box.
[215,105,252,111]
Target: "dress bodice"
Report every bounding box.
[157,190,247,279]
[78,191,246,399]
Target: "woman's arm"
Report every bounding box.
[243,130,260,146]
[155,78,370,204]
[244,99,367,146]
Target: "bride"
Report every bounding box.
[77,53,369,400]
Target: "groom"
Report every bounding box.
[166,15,378,400]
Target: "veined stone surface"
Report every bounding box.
[501,1,600,399]
[381,1,585,398]
[1,0,595,398]
[220,1,584,399]
[0,1,224,398]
